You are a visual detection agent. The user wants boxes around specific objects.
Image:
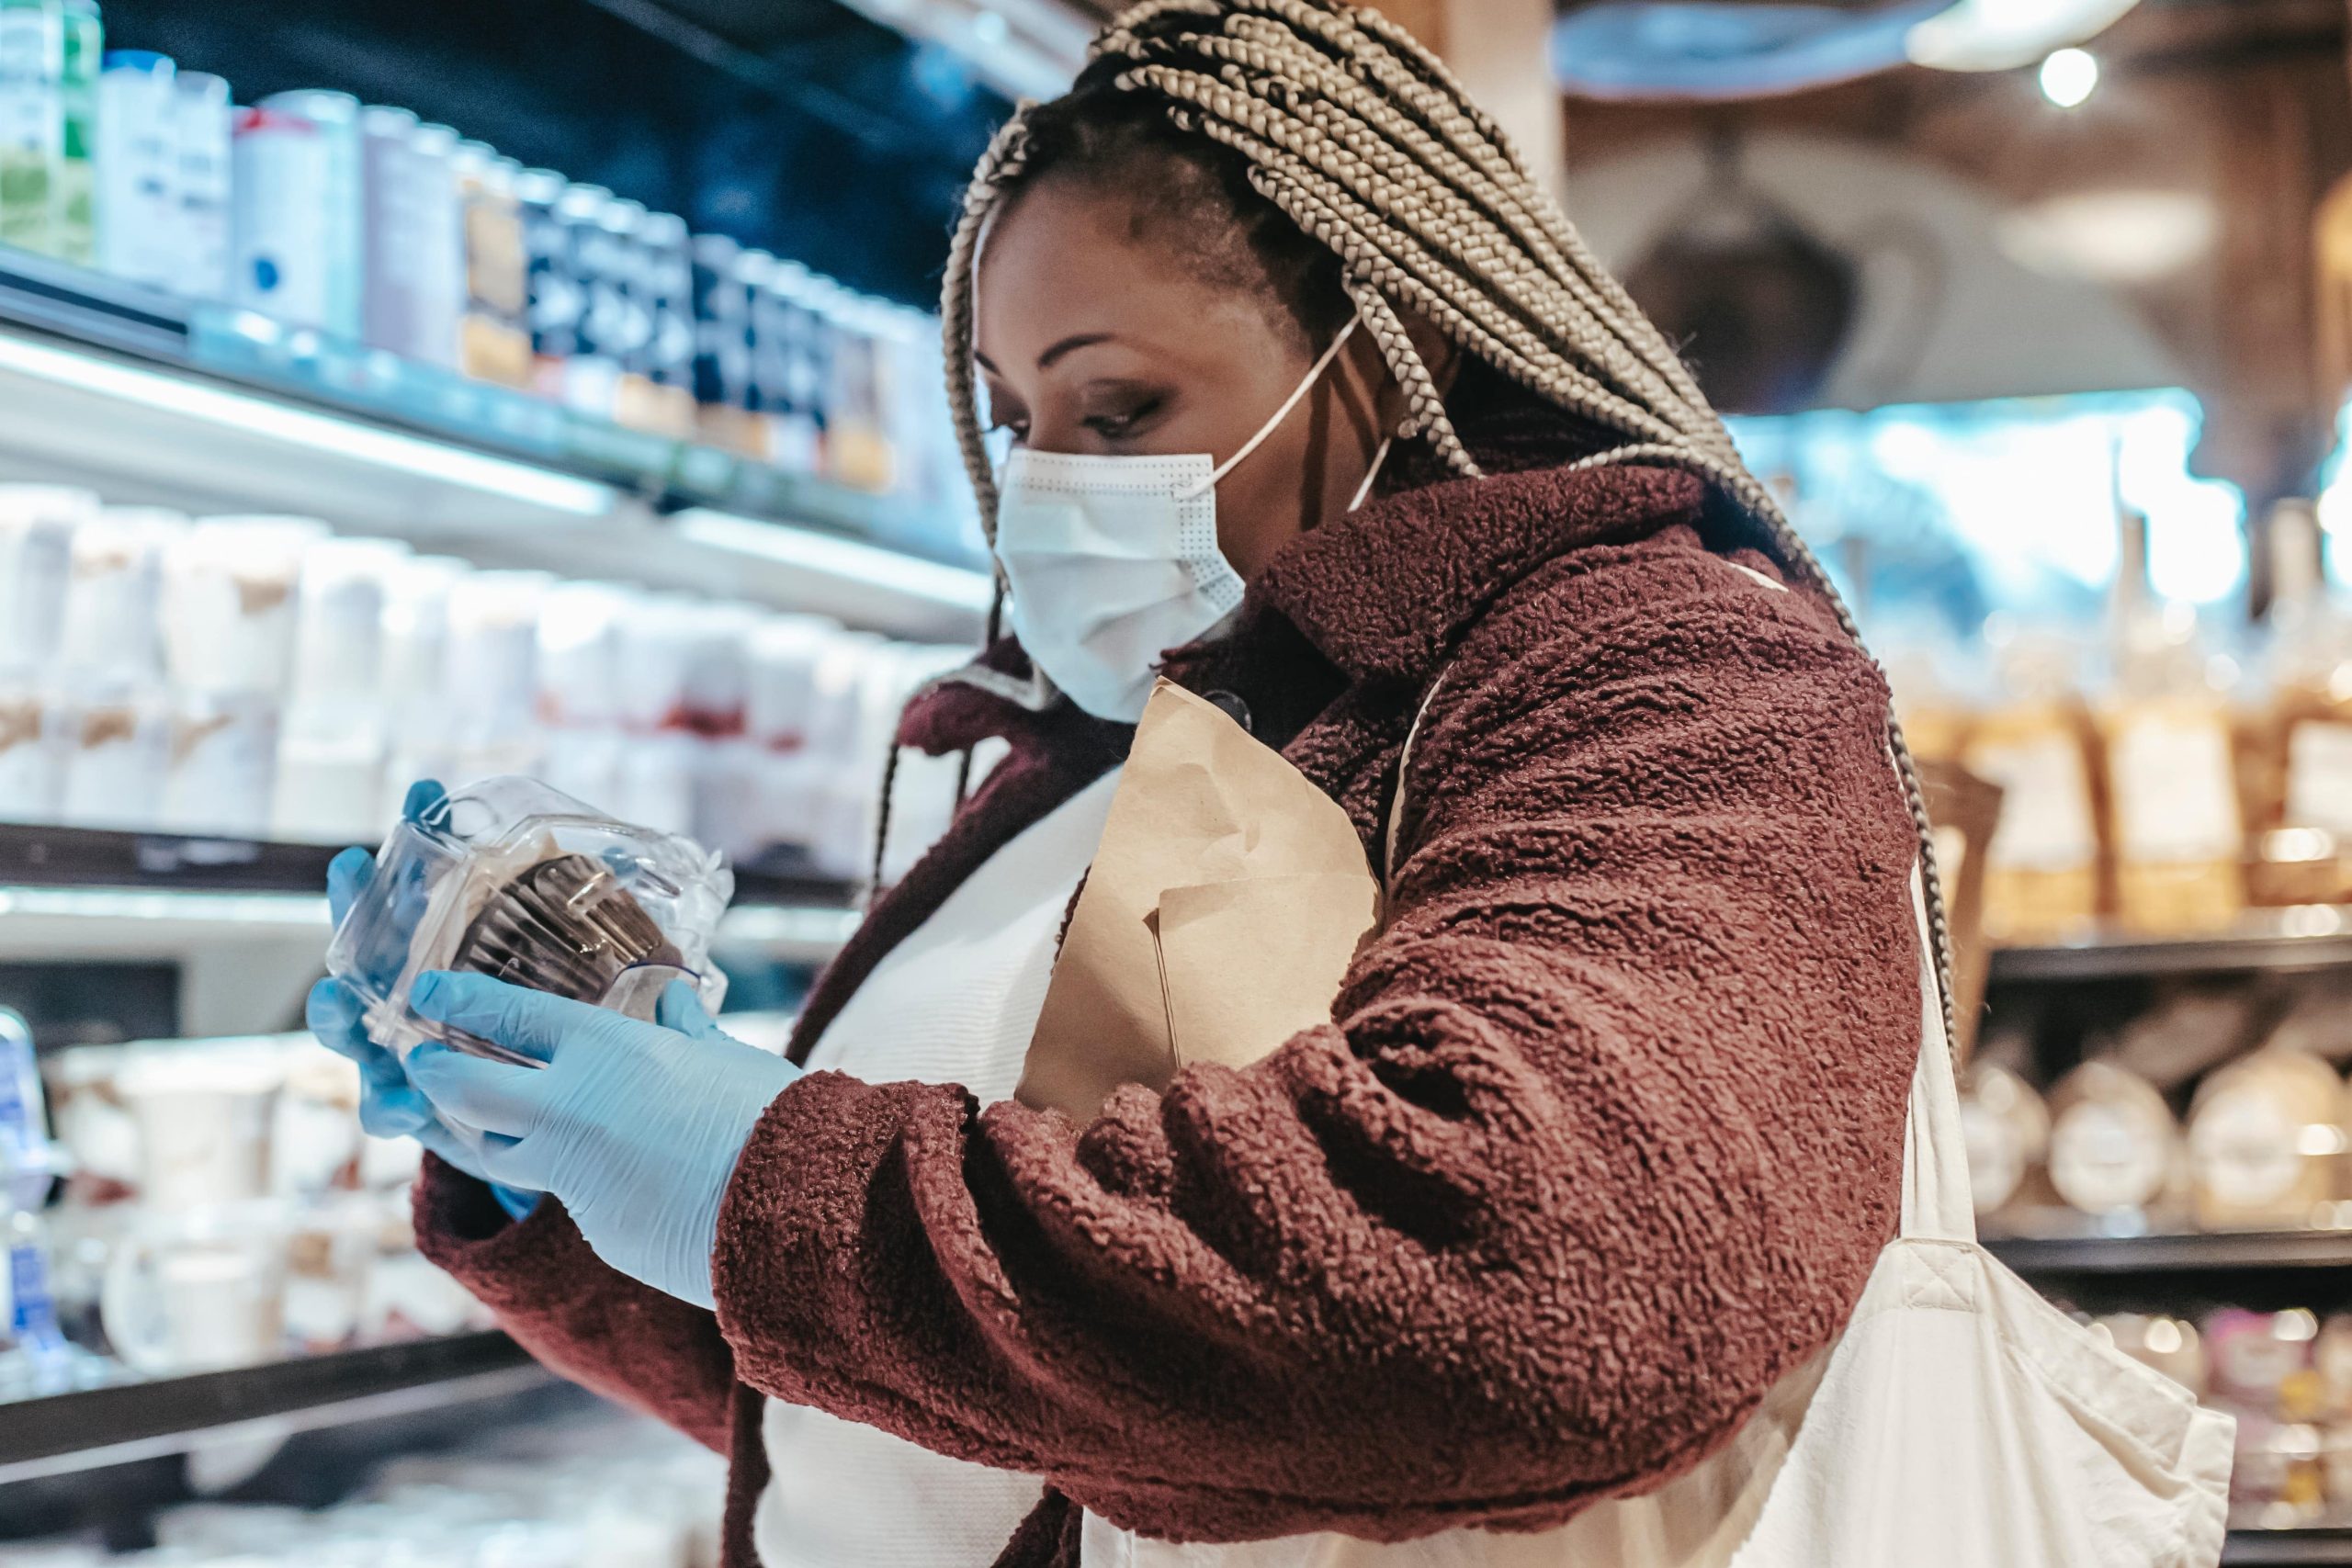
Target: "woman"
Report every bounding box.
[309,2,1940,1563]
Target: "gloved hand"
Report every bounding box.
[305,781,541,1222]
[403,970,803,1309]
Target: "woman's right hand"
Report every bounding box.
[306,781,540,1217]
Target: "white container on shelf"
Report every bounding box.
[114,1042,284,1210]
[0,675,58,823]
[100,1198,288,1374]
[160,514,328,694]
[277,536,410,842]
[377,553,468,815]
[95,50,179,289]
[255,89,364,342]
[160,688,278,837]
[0,484,93,675]
[398,121,467,369]
[440,568,551,788]
[171,71,234,302]
[58,506,183,682]
[50,679,167,829]
[537,581,629,813]
[232,104,334,331]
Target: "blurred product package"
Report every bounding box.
[0,479,978,876]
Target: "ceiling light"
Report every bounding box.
[1906,0,2139,73]
[2039,47,2098,107]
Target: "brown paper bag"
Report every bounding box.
[1017,681,1383,1122]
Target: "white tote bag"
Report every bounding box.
[1082,864,2235,1568]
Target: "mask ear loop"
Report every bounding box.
[1347,436,1394,513]
[1177,316,1362,502]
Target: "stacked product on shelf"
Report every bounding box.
[2086,1305,2352,1530]
[1962,975,2352,1241]
[12,1404,728,1565]
[0,483,971,878]
[2,7,977,544]
[1894,500,2352,943]
[29,1030,490,1389]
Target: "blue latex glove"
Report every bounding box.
[306,780,541,1223]
[403,970,802,1309]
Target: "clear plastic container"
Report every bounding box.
[325,776,731,1072]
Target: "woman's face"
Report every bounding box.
[975,175,1392,581]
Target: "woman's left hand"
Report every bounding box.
[404,971,802,1311]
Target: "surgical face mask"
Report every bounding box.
[993,317,1388,722]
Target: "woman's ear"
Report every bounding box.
[1404,313,1461,396]
[1363,311,1463,433]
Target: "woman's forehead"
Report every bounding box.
[975,178,1291,367]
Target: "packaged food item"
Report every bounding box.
[159,688,277,836]
[0,483,89,673]
[377,552,468,817]
[232,104,334,330]
[170,71,233,301]
[568,191,640,422]
[96,49,178,288]
[254,89,363,340]
[439,569,550,787]
[2098,510,2245,936]
[50,0,90,263]
[2209,1307,2320,1412]
[2315,1313,2352,1417]
[2245,501,2352,904]
[113,1042,285,1210]
[458,142,531,388]
[0,678,57,821]
[2187,1047,2345,1231]
[159,514,326,694]
[99,1199,288,1374]
[2233,1411,2325,1527]
[396,121,466,368]
[0,0,66,257]
[1962,629,2102,943]
[1958,1059,2049,1219]
[324,775,731,1080]
[276,536,411,843]
[2044,1059,2178,1221]
[50,681,164,829]
[536,581,629,812]
[517,169,576,397]
[57,505,182,681]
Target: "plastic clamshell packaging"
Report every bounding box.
[325,776,732,1070]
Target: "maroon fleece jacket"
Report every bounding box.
[413,383,1924,1566]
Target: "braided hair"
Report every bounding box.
[936,0,1960,1040]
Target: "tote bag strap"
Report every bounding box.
[1384,647,1976,1246]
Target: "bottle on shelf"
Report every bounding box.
[0,0,67,257]
[2094,506,2247,936]
[2246,499,2352,906]
[0,1009,71,1396]
[1962,624,2103,944]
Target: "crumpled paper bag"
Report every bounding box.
[1016,680,1381,1122]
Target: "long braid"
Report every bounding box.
[941,0,1961,1042]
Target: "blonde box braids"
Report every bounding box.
[933,0,1960,1039]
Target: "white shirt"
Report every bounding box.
[753,767,1124,1568]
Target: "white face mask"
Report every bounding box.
[993,317,1388,722]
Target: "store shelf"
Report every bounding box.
[0,1332,549,1485]
[0,254,991,641]
[1988,905,2352,983]
[1987,1227,2352,1275]
[2226,1528,2352,1565]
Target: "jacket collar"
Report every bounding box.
[1248,460,1703,684]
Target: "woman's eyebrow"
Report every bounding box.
[1039,332,1116,368]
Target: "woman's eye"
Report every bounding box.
[1085,399,1160,439]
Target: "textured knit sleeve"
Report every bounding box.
[413,1155,739,1453]
[708,550,1924,1545]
